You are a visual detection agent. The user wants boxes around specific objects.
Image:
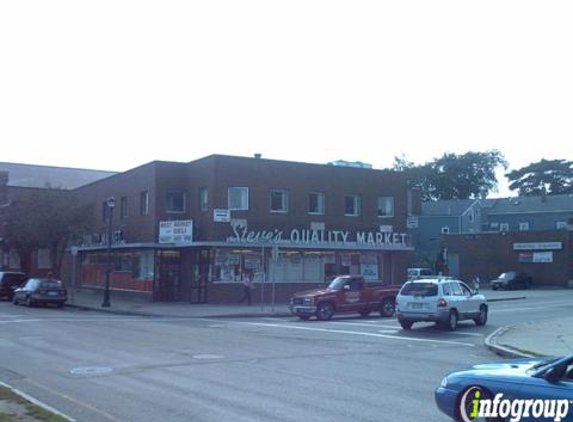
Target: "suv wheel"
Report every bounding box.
[399,320,413,330]
[474,305,488,326]
[316,302,334,321]
[26,296,34,307]
[380,299,395,318]
[444,310,458,331]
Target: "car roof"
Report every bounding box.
[406,278,458,284]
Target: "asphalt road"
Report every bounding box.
[0,291,571,422]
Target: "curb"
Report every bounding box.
[65,303,292,319]
[486,296,526,303]
[0,380,76,422]
[484,326,538,359]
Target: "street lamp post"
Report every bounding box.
[101,197,115,307]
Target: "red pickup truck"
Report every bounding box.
[289,275,400,321]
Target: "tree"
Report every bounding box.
[5,189,95,277]
[392,150,508,201]
[505,159,573,196]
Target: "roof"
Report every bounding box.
[0,162,117,189]
[421,199,477,216]
[487,194,573,215]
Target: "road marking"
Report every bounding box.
[231,321,475,347]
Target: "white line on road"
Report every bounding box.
[229,321,476,347]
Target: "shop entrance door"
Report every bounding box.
[157,251,181,302]
[190,249,209,304]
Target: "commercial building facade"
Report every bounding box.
[71,155,413,303]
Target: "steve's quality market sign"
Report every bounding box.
[227,222,408,247]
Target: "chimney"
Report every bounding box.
[541,186,547,203]
[254,153,262,159]
[409,186,422,215]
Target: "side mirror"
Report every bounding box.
[545,366,565,383]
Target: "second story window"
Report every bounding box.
[270,189,288,213]
[377,196,394,218]
[140,191,149,216]
[102,201,109,222]
[500,223,509,232]
[308,192,325,215]
[519,222,530,231]
[199,187,209,211]
[228,187,249,210]
[344,195,360,217]
[556,221,567,229]
[120,196,128,219]
[441,226,450,234]
[166,191,185,213]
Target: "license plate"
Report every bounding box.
[410,303,423,310]
[48,291,59,296]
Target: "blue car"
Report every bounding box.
[435,355,573,422]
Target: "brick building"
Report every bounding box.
[70,155,413,303]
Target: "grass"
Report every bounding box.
[0,385,70,422]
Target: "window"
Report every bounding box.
[120,196,128,219]
[140,191,149,216]
[441,226,450,234]
[308,192,325,215]
[344,195,360,216]
[270,189,288,213]
[500,223,509,232]
[468,210,474,223]
[451,283,464,296]
[377,196,394,218]
[166,191,185,213]
[102,201,109,222]
[199,187,209,211]
[556,221,567,229]
[228,187,249,210]
[519,222,530,231]
[442,283,452,296]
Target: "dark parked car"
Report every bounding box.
[490,271,532,290]
[0,271,27,300]
[13,278,67,308]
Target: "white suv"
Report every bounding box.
[395,278,487,331]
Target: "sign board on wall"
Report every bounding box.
[513,242,562,251]
[213,209,231,223]
[159,220,193,244]
[518,252,553,263]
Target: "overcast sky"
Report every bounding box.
[1,1,572,197]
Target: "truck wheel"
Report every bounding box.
[399,320,413,330]
[359,310,371,317]
[316,302,334,321]
[380,298,395,318]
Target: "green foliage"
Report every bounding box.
[5,189,94,276]
[505,159,573,196]
[392,150,507,200]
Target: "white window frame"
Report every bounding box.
[377,196,394,218]
[140,191,149,216]
[228,187,249,211]
[270,189,288,213]
[308,192,325,215]
[519,222,530,231]
[500,223,509,232]
[441,226,450,234]
[344,195,361,217]
[556,221,567,229]
[199,187,209,211]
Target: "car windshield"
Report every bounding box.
[400,282,438,297]
[327,277,349,290]
[499,272,516,280]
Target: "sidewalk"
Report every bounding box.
[66,290,292,318]
[484,287,573,358]
[66,285,530,319]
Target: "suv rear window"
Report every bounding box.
[400,282,438,297]
[40,281,63,289]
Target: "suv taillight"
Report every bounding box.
[438,298,448,307]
